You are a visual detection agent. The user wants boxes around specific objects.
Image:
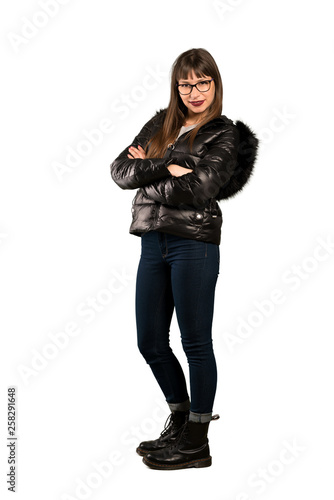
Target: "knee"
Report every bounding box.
[137,337,172,365]
[181,338,214,362]
[137,337,159,364]
[137,337,152,362]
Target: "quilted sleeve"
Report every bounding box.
[110,114,173,190]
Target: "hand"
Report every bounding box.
[127,145,146,159]
[167,164,193,177]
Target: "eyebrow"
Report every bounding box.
[179,77,209,83]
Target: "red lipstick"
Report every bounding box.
[190,101,205,107]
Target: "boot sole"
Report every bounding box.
[142,455,212,470]
[136,447,149,457]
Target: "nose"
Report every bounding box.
[189,87,201,99]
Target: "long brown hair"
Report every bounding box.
[145,48,223,158]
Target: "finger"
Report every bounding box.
[137,147,146,159]
[129,147,140,156]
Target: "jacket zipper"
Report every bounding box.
[166,142,175,159]
[166,128,190,157]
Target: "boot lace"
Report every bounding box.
[167,413,220,449]
[159,413,182,439]
[166,420,189,449]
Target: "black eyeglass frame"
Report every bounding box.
[176,78,214,95]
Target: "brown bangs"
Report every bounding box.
[175,65,208,82]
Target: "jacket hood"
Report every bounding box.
[218,119,259,200]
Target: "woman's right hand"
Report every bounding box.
[167,164,193,177]
[127,145,146,159]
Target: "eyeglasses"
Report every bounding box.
[177,78,214,95]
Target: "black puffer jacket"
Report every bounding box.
[110,108,259,245]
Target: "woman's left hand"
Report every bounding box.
[127,145,146,159]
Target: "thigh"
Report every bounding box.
[169,239,220,338]
[135,234,174,346]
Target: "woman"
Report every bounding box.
[110,48,258,470]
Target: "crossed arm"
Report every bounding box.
[111,122,239,208]
[110,112,191,191]
[127,144,192,178]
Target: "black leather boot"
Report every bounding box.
[136,410,189,456]
[142,415,220,470]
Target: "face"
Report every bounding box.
[177,70,215,122]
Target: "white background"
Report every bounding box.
[1,0,333,498]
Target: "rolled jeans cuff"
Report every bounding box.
[168,399,191,412]
[188,411,212,423]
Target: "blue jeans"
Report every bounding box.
[135,230,220,418]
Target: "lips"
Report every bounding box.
[190,100,205,107]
